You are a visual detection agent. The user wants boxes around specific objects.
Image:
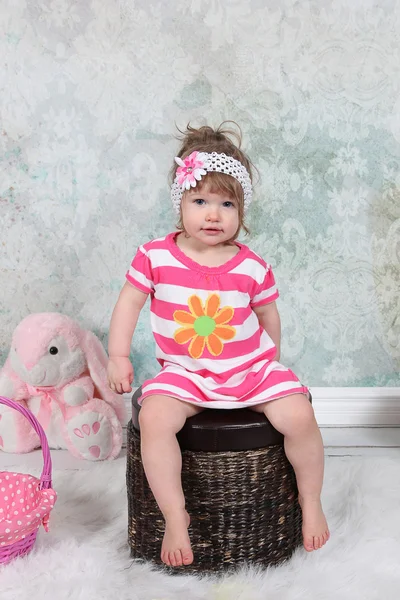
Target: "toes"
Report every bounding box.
[161,549,192,567]
[169,551,177,567]
[304,537,314,552]
[174,550,183,566]
[313,533,331,550]
[182,549,194,565]
[304,531,331,551]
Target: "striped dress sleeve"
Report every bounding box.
[250,264,279,307]
[125,246,154,294]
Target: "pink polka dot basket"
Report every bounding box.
[0,396,57,565]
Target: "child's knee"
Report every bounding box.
[287,395,317,433]
[268,394,317,435]
[138,395,185,433]
[139,396,164,430]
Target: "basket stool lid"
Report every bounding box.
[131,387,286,451]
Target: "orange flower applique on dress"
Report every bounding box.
[173,293,236,359]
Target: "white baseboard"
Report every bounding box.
[123,387,400,428]
[311,387,400,426]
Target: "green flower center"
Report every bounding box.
[193,316,216,337]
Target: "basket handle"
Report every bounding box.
[0,396,53,490]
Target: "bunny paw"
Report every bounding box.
[66,412,113,461]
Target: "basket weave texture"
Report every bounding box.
[0,396,56,565]
[127,420,302,574]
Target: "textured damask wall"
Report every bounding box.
[1,0,399,387]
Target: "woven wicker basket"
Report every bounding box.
[127,419,302,574]
[0,396,56,565]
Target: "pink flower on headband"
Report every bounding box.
[175,151,208,190]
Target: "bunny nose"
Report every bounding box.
[24,361,35,371]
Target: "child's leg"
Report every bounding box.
[138,394,203,567]
[251,394,330,552]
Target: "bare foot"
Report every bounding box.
[161,510,193,567]
[299,495,330,552]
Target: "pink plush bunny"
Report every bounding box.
[0,313,126,461]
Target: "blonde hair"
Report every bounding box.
[170,122,254,238]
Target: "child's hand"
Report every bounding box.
[107,356,134,394]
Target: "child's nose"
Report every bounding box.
[206,207,220,221]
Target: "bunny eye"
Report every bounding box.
[49,346,59,355]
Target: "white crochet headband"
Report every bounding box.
[171,151,253,214]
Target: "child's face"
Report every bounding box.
[181,183,239,249]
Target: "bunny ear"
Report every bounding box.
[80,330,127,425]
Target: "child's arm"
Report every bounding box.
[253,301,281,361]
[108,282,149,394]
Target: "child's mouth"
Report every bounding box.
[203,228,222,235]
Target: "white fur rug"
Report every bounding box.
[1,455,400,600]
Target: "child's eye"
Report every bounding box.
[223,201,234,208]
[194,199,205,205]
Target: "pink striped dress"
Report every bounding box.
[126,232,308,408]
